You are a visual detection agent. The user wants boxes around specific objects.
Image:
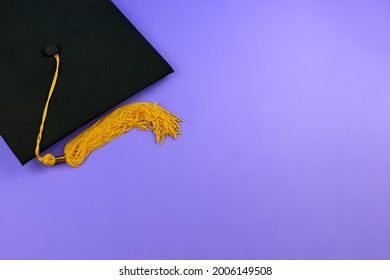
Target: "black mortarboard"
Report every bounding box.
[0,0,181,167]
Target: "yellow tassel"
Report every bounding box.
[35,54,182,167]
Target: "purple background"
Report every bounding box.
[0,0,390,259]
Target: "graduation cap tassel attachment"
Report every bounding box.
[35,53,182,167]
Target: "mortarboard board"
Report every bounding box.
[0,0,182,167]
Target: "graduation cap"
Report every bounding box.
[0,0,182,167]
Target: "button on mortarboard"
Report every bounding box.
[0,1,174,165]
[43,45,59,57]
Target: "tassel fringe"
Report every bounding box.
[64,102,182,167]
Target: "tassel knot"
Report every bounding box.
[41,154,56,166]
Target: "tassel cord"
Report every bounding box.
[35,54,60,166]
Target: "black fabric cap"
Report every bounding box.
[0,0,173,165]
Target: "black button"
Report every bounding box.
[43,45,59,57]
